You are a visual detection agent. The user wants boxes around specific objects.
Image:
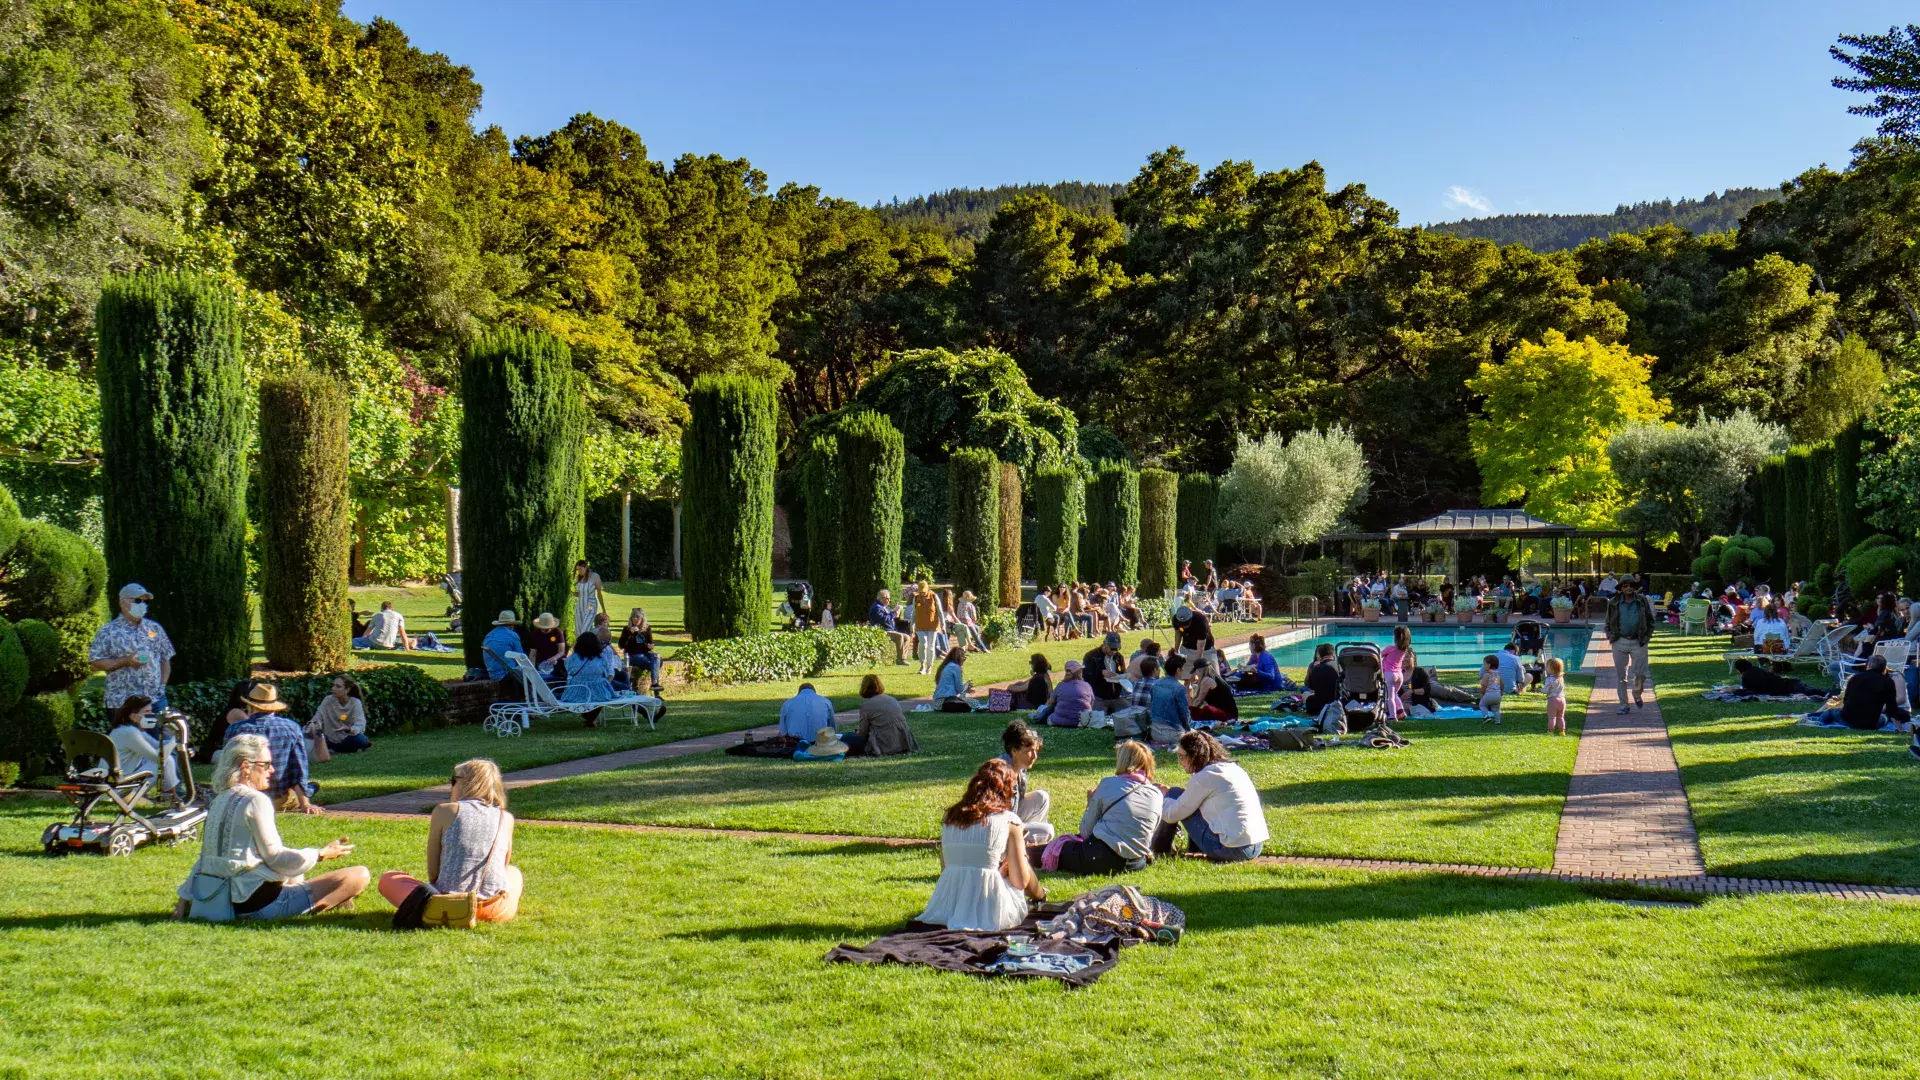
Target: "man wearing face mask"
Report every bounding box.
[90,583,176,712]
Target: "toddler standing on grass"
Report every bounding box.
[1543,657,1567,734]
[1478,654,1503,725]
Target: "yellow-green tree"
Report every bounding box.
[1467,331,1668,565]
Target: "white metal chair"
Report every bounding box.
[1873,638,1912,670]
[491,652,664,737]
[1724,624,1830,673]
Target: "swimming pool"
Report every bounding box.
[1262,624,1592,672]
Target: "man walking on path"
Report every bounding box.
[1605,576,1656,713]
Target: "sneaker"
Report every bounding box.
[1616,705,1632,714]
[1634,696,1645,710]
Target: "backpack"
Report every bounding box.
[1267,726,1316,751]
[1315,702,1348,736]
[1108,706,1151,740]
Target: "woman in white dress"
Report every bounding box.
[917,759,1047,931]
[573,560,607,639]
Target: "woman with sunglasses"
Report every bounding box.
[173,734,369,922]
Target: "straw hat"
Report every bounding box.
[810,727,850,756]
[532,612,560,630]
[244,683,288,713]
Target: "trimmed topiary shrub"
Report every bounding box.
[947,449,1000,601]
[458,330,587,670]
[801,436,841,610]
[2,522,104,622]
[1784,446,1812,585]
[2,689,75,782]
[997,461,1023,608]
[1835,420,1869,555]
[1138,469,1178,597]
[0,618,25,714]
[1031,467,1081,588]
[834,409,904,614]
[1690,535,1774,585]
[96,272,251,684]
[0,484,22,560]
[1839,535,1908,597]
[258,372,353,672]
[1081,461,1139,585]
[676,626,892,685]
[681,375,777,641]
[12,618,59,692]
[1177,473,1218,565]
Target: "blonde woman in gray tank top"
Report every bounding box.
[377,758,523,923]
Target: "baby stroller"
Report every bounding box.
[442,571,464,632]
[1335,641,1386,726]
[41,721,206,856]
[1511,619,1546,657]
[784,581,815,630]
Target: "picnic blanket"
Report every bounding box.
[824,910,1120,987]
[723,735,801,758]
[1791,713,1905,733]
[1705,685,1829,703]
[1407,705,1488,720]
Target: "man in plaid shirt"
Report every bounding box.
[223,683,321,814]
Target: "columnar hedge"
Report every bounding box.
[1176,472,1218,565]
[1808,442,1839,574]
[947,449,1000,601]
[96,272,250,683]
[1080,461,1140,585]
[801,436,842,610]
[1032,468,1082,588]
[997,461,1023,607]
[1783,446,1813,585]
[681,375,777,641]
[1138,468,1178,597]
[1834,420,1869,555]
[258,373,352,671]
[458,330,587,669]
[834,409,904,613]
[1759,455,1787,576]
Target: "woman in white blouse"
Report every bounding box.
[917,758,1046,930]
[173,734,370,922]
[1151,730,1269,862]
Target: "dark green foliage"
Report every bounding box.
[95,272,250,683]
[1807,444,1840,572]
[837,348,1077,472]
[44,611,100,691]
[13,618,59,692]
[680,375,777,641]
[1784,447,1813,584]
[1031,468,1081,588]
[1176,473,1218,564]
[0,619,24,713]
[1432,188,1776,252]
[458,330,588,667]
[947,449,1000,600]
[1834,421,1869,554]
[1759,456,1787,575]
[1840,535,1908,596]
[584,495,676,580]
[1690,535,1773,584]
[258,372,352,672]
[801,437,842,605]
[997,461,1022,607]
[873,181,1125,244]
[676,626,892,685]
[1078,424,1131,466]
[832,409,904,613]
[2,523,104,622]
[1081,461,1140,585]
[2,689,75,781]
[1815,562,1837,599]
[1138,469,1178,597]
[901,456,949,577]
[0,485,22,560]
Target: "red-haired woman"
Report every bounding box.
[916,758,1046,930]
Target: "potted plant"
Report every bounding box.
[1551,595,1574,624]
[1453,597,1477,624]
[1360,597,1382,623]
[1422,600,1443,623]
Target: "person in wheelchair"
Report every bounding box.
[108,696,189,806]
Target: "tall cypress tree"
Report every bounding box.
[996,461,1023,608]
[258,372,352,672]
[1081,461,1140,585]
[1032,468,1081,588]
[458,330,587,669]
[1784,446,1813,585]
[947,449,1000,601]
[801,435,841,612]
[1834,421,1869,555]
[1808,443,1840,571]
[1760,455,1787,564]
[1176,473,1218,565]
[834,409,904,613]
[1138,468,1178,597]
[96,272,250,683]
[681,375,777,640]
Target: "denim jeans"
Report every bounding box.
[1154,787,1264,862]
[326,733,372,754]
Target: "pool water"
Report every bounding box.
[1266,624,1591,672]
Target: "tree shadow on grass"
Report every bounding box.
[1744,943,1920,996]
[1147,872,1593,931]
[0,908,395,933]
[664,918,904,944]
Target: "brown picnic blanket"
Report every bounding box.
[824,910,1120,987]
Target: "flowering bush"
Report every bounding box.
[1550,596,1575,612]
[979,607,1026,648]
[1136,597,1172,628]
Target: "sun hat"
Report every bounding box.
[493,610,519,626]
[117,582,153,601]
[810,727,850,756]
[244,683,289,713]
[532,612,559,630]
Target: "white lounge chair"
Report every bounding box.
[1723,624,1830,673]
[487,653,664,737]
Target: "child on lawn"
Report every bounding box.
[1544,657,1567,735]
[1478,654,1503,725]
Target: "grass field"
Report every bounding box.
[3,799,1917,1079]
[1651,632,1920,886]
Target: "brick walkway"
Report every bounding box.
[1551,630,1707,878]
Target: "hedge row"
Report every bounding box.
[1032,468,1081,587]
[676,626,893,685]
[1758,454,1787,574]
[1138,468,1178,597]
[681,375,776,640]
[74,664,451,751]
[801,437,842,606]
[834,410,904,612]
[1784,446,1812,585]
[1834,420,1869,555]
[996,461,1023,608]
[1081,461,1139,585]
[947,449,1000,600]
[1176,473,1218,565]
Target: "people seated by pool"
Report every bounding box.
[1034,659,1094,727]
[1036,741,1165,875]
[917,758,1046,931]
[998,721,1054,842]
[1147,653,1194,738]
[1731,658,1820,697]
[1126,639,1162,681]
[1233,634,1283,692]
[224,682,321,815]
[378,758,523,926]
[932,646,974,712]
[778,681,837,741]
[847,674,918,756]
[109,695,188,803]
[174,733,369,922]
[307,675,371,754]
[482,610,526,697]
[867,588,913,665]
[1406,664,1437,715]
[1302,642,1341,715]
[1151,731,1268,862]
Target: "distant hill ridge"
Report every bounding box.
[874,182,1126,242]
[1428,188,1779,251]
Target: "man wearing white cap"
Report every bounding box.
[89,583,175,711]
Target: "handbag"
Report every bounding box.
[987,687,1013,713]
[394,810,507,931]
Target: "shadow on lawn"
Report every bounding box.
[1746,943,1920,996]
[666,918,903,943]
[1153,872,1588,930]
[1260,770,1577,805]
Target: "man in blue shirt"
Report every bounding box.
[223,682,318,814]
[1496,642,1525,695]
[1148,653,1193,738]
[866,589,911,665]
[778,683,837,741]
[481,610,527,694]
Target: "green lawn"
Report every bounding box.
[2,799,1917,1079]
[509,676,1591,868]
[1652,631,1920,886]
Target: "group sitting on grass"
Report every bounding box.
[775,677,920,757]
[352,600,452,653]
[479,606,666,711]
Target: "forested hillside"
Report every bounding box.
[874,182,1125,242]
[1431,188,1778,250]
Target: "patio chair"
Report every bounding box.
[502,652,663,736]
[1874,638,1913,670]
[1723,623,1831,673]
[1680,598,1711,636]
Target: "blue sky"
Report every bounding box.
[340,0,1911,223]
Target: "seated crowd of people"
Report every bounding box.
[477,604,665,723]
